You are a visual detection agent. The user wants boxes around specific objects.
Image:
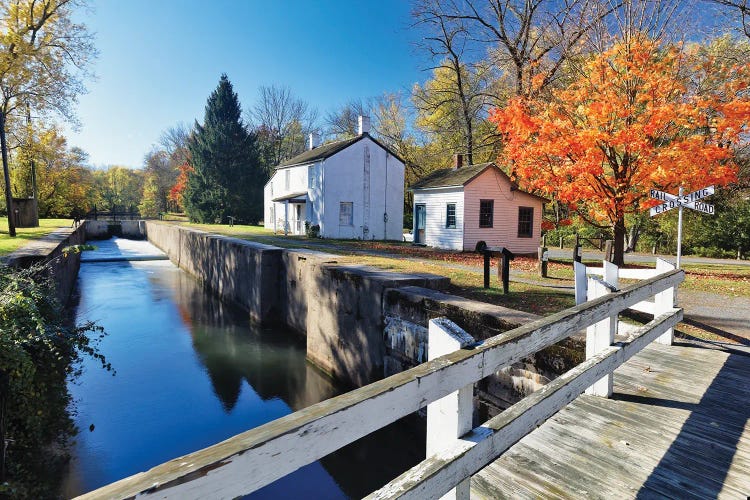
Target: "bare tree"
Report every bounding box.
[249,85,318,168]
[413,0,499,163]
[704,0,750,38]
[429,0,613,98]
[324,98,371,139]
[159,122,191,167]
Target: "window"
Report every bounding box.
[308,165,315,188]
[339,202,353,226]
[285,170,290,190]
[269,181,273,196]
[446,203,456,228]
[518,206,534,238]
[479,200,493,228]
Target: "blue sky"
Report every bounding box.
[67,0,426,168]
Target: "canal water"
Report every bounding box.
[62,238,423,498]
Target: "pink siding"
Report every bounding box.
[463,167,544,254]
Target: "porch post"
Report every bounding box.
[284,200,289,236]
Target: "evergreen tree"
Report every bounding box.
[185,74,264,223]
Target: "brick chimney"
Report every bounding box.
[308,132,320,150]
[453,153,463,169]
[358,115,371,135]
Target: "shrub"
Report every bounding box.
[305,222,320,238]
[0,262,109,497]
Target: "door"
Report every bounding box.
[415,204,426,244]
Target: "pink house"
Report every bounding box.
[410,158,547,254]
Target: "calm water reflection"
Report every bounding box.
[63,238,423,498]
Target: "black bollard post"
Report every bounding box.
[538,246,548,278]
[484,250,491,288]
[501,252,510,294]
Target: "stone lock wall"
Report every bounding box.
[383,285,585,413]
[144,222,448,387]
[5,225,86,305]
[145,222,282,324]
[144,222,582,395]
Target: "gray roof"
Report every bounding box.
[410,162,549,202]
[275,133,405,169]
[409,162,495,189]
[276,135,362,168]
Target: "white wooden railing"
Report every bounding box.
[77,267,683,500]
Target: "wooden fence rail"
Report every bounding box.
[77,268,684,500]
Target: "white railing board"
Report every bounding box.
[630,301,655,314]
[586,267,659,280]
[77,269,684,500]
[367,309,683,500]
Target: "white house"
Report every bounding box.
[263,117,405,240]
[410,156,547,254]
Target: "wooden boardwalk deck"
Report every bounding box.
[471,342,750,499]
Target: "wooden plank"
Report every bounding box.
[472,343,750,499]
[78,270,684,500]
[367,309,682,500]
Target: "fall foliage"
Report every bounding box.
[490,37,750,265]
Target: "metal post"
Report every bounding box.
[483,251,490,288]
[500,252,510,294]
[676,186,683,269]
[538,246,548,278]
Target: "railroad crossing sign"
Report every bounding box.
[649,186,715,216]
[647,185,715,268]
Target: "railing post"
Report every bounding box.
[585,262,618,397]
[427,318,475,500]
[574,261,587,305]
[655,258,677,345]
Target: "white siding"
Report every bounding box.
[413,188,464,251]
[320,137,404,240]
[263,164,313,234]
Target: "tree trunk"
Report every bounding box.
[0,112,16,237]
[613,218,627,266]
[626,222,641,252]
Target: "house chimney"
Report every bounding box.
[358,115,371,135]
[453,153,463,169]
[308,132,320,150]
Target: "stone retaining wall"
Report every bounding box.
[144,222,282,324]
[86,220,147,239]
[4,225,85,305]
[144,222,582,393]
[384,286,585,414]
[144,222,448,387]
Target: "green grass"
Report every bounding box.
[180,222,275,237]
[0,218,73,257]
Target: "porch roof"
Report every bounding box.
[271,191,308,203]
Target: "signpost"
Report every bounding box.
[648,185,715,268]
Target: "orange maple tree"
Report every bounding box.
[490,37,750,265]
[168,163,193,212]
